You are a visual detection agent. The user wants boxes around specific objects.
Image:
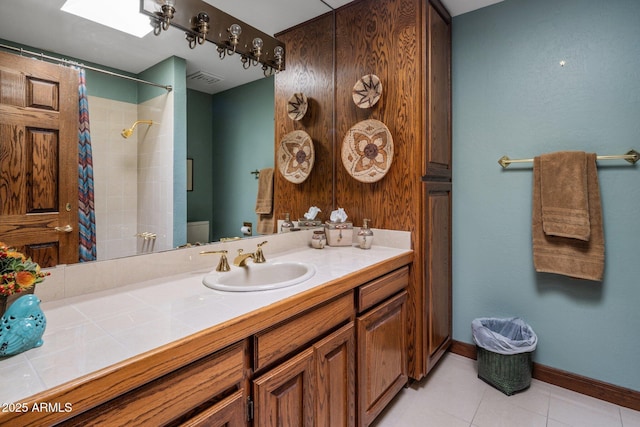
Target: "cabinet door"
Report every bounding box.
[424,1,452,180]
[315,322,356,427]
[253,347,315,427]
[424,181,452,371]
[357,291,408,427]
[179,390,246,427]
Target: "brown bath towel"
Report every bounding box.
[532,152,605,281]
[255,168,274,234]
[540,151,590,240]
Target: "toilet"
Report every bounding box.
[187,221,210,244]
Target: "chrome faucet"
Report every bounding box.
[200,250,230,272]
[233,241,268,267]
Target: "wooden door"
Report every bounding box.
[0,50,79,267]
[357,291,408,427]
[315,322,356,427]
[253,347,315,427]
[424,181,452,371]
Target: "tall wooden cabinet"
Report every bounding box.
[274,0,452,381]
[423,0,453,373]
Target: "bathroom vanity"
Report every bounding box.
[0,232,412,427]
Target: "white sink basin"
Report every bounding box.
[203,261,316,292]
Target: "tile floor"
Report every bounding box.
[372,353,640,427]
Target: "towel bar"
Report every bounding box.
[498,149,639,168]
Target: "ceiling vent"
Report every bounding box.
[187,71,223,86]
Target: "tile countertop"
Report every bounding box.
[0,232,412,405]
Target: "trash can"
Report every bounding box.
[472,317,537,395]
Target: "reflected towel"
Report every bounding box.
[256,168,274,234]
[255,168,274,214]
[540,151,590,241]
[532,152,605,281]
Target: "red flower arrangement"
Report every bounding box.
[0,242,49,296]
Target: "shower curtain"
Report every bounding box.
[77,68,97,262]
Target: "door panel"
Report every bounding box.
[424,181,452,366]
[0,50,79,266]
[253,347,314,427]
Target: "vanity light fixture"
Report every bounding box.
[142,0,285,74]
[153,0,175,35]
[186,12,210,48]
[274,45,285,71]
[242,37,263,69]
[217,24,242,58]
[262,46,285,77]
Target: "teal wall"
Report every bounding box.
[186,89,214,241]
[452,0,640,391]
[208,76,275,241]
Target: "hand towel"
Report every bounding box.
[532,153,605,281]
[255,168,275,234]
[255,168,274,214]
[539,151,590,241]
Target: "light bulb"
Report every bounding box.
[229,24,242,37]
[252,38,263,49]
[274,46,284,57]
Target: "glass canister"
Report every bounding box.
[357,218,374,249]
[311,230,326,249]
[281,213,294,233]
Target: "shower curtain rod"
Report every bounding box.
[0,43,172,92]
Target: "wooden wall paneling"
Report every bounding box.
[273,14,335,227]
[334,0,421,231]
[335,0,426,379]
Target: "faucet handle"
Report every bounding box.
[200,250,230,272]
[254,241,268,263]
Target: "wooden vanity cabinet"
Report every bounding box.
[60,340,249,427]
[356,267,409,427]
[252,293,356,427]
[253,322,356,427]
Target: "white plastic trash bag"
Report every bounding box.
[472,317,537,355]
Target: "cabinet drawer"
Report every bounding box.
[62,341,247,426]
[178,389,246,427]
[254,292,354,371]
[357,266,409,312]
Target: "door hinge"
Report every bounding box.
[247,397,254,422]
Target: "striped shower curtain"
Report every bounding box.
[78,68,97,262]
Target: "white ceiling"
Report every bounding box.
[0,0,503,94]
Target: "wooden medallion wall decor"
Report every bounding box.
[352,74,382,108]
[341,119,393,183]
[277,130,315,184]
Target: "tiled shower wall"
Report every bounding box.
[137,93,174,254]
[87,93,174,261]
[89,96,138,260]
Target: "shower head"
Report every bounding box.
[121,120,154,139]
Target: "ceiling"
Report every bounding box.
[0,0,503,94]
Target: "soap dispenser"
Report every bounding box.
[281,213,294,233]
[357,218,374,249]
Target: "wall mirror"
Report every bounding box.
[0,0,349,266]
